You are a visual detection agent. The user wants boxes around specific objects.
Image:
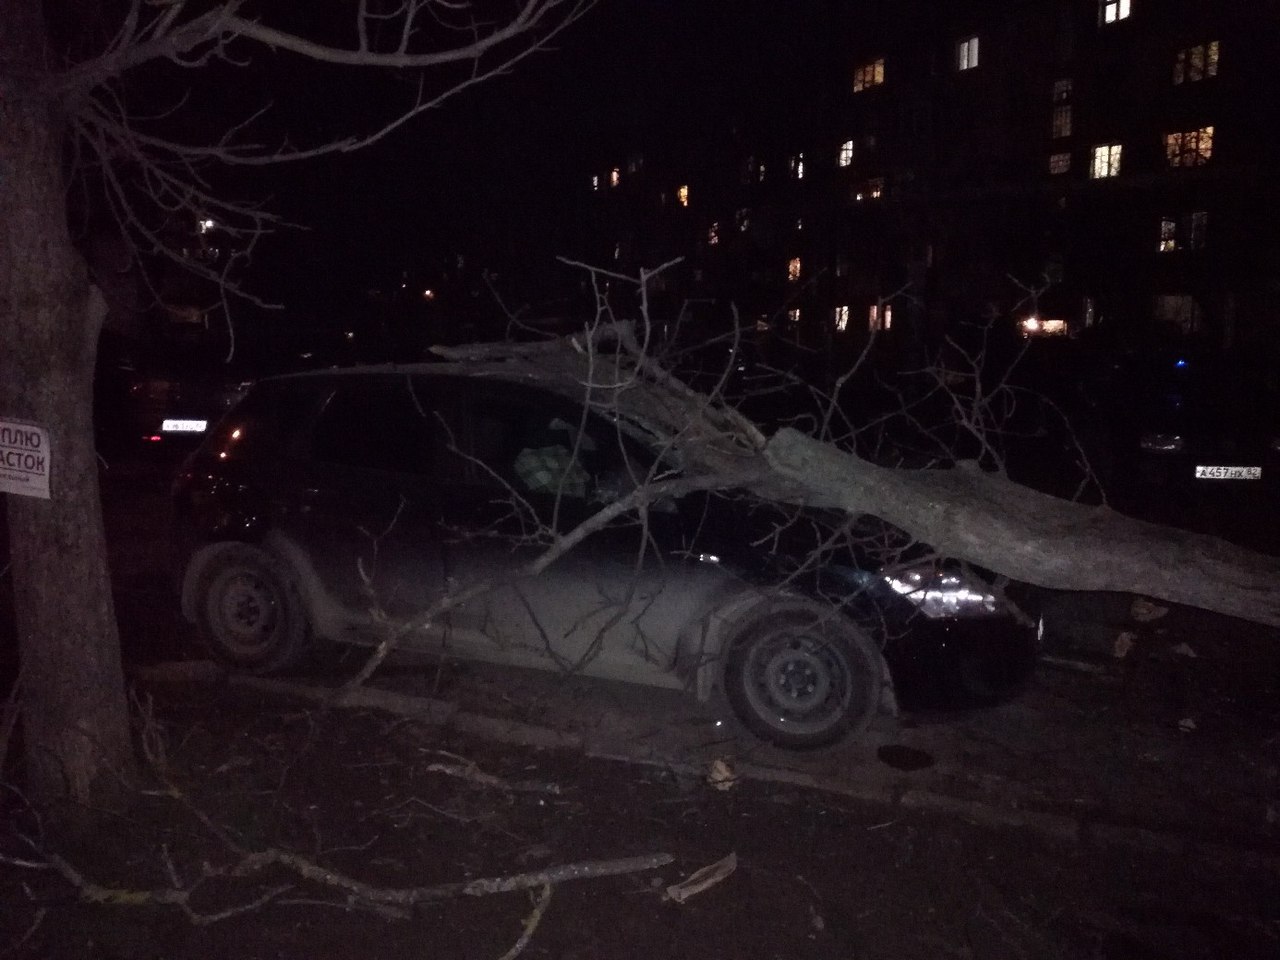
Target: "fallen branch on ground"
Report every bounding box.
[497,884,554,960]
[3,841,672,922]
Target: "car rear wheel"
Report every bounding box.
[194,545,312,674]
[724,609,882,749]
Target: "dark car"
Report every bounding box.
[172,365,1038,748]
[94,365,253,464]
[1100,350,1280,547]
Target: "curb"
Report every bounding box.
[136,665,1280,872]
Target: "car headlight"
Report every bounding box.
[881,564,1000,619]
[1139,432,1184,454]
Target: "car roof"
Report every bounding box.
[259,360,618,409]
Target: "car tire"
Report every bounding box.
[724,609,883,749]
[193,544,312,674]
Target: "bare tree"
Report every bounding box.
[0,0,593,810]
[287,262,1280,736]
[420,270,1280,631]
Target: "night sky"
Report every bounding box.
[244,1,793,310]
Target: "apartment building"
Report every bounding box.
[579,0,1278,362]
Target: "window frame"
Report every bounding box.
[1099,0,1131,25]
[853,57,885,93]
[1051,105,1073,139]
[1165,126,1214,167]
[1090,143,1123,179]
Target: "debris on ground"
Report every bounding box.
[664,852,738,904]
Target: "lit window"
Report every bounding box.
[736,208,751,232]
[1052,106,1072,138]
[591,175,600,191]
[1165,126,1214,167]
[1099,0,1131,25]
[787,308,801,325]
[1090,144,1122,178]
[869,303,893,332]
[1019,316,1068,337]
[834,305,850,332]
[854,58,885,92]
[957,36,979,71]
[1052,78,1073,103]
[868,176,885,199]
[1049,152,1071,174]
[677,184,690,207]
[610,167,621,187]
[795,218,804,232]
[839,139,854,167]
[198,218,216,233]
[1157,212,1209,252]
[787,257,802,282]
[707,222,720,246]
[790,153,805,179]
[1174,41,1219,84]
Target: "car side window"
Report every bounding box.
[459,390,640,502]
[310,380,437,476]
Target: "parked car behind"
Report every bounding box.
[172,365,1038,748]
[1097,349,1280,549]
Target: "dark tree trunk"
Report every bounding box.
[0,0,135,809]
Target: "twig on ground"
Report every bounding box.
[496,883,554,960]
[0,905,46,956]
[7,836,671,923]
[425,751,561,795]
[230,848,672,907]
[664,851,737,904]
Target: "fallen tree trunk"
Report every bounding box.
[761,429,1280,628]
[434,324,1280,630]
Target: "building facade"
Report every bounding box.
[577,0,1279,366]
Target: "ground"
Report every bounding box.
[1,458,1278,959]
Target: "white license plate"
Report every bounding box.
[161,418,208,434]
[1195,465,1261,480]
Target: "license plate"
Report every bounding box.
[161,418,208,433]
[1194,465,1261,480]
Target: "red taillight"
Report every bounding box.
[146,434,163,443]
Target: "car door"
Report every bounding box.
[435,379,729,687]
[276,375,451,639]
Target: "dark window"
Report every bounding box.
[310,380,436,475]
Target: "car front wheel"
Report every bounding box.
[724,609,883,749]
[194,544,312,674]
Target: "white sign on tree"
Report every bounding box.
[0,418,51,499]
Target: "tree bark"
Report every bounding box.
[760,429,1280,627]
[436,331,1280,630]
[1,1,135,809]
